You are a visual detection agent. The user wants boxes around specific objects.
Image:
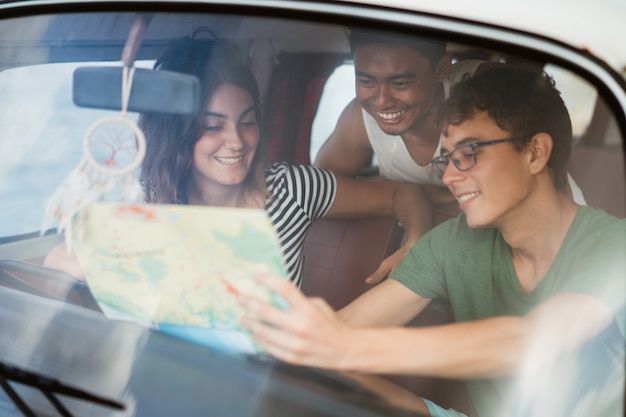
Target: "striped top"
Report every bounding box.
[265,162,337,287]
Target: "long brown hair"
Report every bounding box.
[139,29,266,203]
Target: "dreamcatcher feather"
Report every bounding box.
[41,66,146,250]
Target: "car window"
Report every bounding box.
[0,63,87,236]
[0,6,623,417]
[0,61,153,236]
[310,64,356,162]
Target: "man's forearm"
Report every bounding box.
[337,316,530,378]
[393,183,432,246]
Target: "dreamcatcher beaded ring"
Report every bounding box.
[41,66,146,248]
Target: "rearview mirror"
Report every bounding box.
[73,66,200,115]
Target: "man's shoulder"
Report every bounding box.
[572,207,626,260]
[313,98,373,175]
[337,99,368,135]
[575,206,626,236]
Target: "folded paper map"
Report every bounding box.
[73,203,288,354]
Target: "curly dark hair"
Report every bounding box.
[347,27,447,69]
[139,28,265,204]
[437,66,573,191]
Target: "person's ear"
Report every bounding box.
[435,52,452,82]
[527,133,552,175]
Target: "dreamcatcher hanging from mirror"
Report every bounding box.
[41,14,152,250]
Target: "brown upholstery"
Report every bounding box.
[301,202,459,310]
[568,145,626,218]
[301,216,404,310]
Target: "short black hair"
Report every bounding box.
[347,27,447,68]
[438,66,573,191]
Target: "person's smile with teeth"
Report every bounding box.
[377,110,406,121]
[438,111,537,229]
[353,43,443,137]
[457,191,480,203]
[191,83,260,190]
[215,155,245,164]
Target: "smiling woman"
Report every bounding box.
[42,32,431,289]
[191,84,261,190]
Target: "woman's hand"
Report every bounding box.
[238,273,356,369]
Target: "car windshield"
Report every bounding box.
[0,5,624,417]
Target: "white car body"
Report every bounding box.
[344,0,626,73]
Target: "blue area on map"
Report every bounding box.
[139,257,167,284]
[93,249,141,282]
[102,262,141,282]
[214,221,285,275]
[158,324,258,354]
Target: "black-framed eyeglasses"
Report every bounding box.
[431,136,529,179]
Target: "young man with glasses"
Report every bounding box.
[240,67,625,417]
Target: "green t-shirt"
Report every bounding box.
[393,206,625,417]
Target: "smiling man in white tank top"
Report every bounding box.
[314,29,586,205]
